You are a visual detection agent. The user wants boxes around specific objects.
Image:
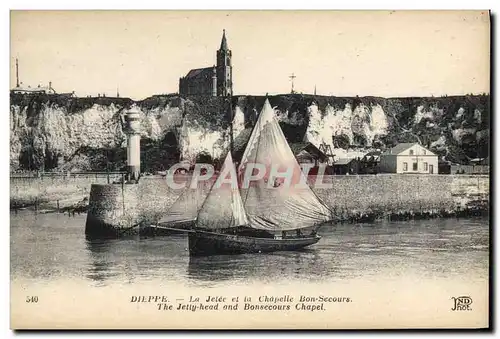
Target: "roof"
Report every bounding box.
[290,142,327,160]
[232,132,327,163]
[183,67,214,80]
[361,150,381,162]
[470,157,489,165]
[334,158,356,166]
[381,142,425,156]
[289,142,310,155]
[11,85,56,94]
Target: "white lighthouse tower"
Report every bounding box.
[125,106,141,182]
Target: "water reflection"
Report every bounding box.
[83,235,191,286]
[187,248,345,286]
[85,239,121,284]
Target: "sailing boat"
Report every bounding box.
[188,99,332,256]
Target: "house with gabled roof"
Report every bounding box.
[231,129,328,171]
[289,142,328,167]
[379,142,438,174]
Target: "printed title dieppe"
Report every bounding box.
[130,294,352,312]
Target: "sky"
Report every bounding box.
[10,10,490,100]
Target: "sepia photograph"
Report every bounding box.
[8,9,491,330]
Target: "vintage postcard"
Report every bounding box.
[9,10,490,329]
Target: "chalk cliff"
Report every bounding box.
[9,92,490,172]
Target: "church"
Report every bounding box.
[179,30,233,97]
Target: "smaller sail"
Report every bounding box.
[158,183,209,225]
[196,152,249,230]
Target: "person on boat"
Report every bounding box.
[273,178,281,188]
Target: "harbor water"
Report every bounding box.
[10,210,489,288]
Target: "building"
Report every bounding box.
[332,158,360,175]
[290,142,328,167]
[438,157,453,174]
[438,156,489,175]
[289,142,331,174]
[232,132,330,173]
[359,150,381,174]
[11,82,57,95]
[450,164,489,175]
[469,157,489,166]
[11,58,58,95]
[179,30,233,97]
[379,143,438,174]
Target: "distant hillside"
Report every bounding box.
[9,92,490,172]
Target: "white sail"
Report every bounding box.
[238,99,331,231]
[196,152,249,230]
[158,182,209,225]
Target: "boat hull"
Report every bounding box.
[188,230,321,257]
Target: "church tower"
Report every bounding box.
[216,29,233,97]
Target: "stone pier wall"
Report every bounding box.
[85,183,140,235]
[311,174,488,213]
[10,174,124,207]
[84,174,489,234]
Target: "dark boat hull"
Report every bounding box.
[188,230,321,257]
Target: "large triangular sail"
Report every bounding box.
[238,99,332,231]
[196,152,249,230]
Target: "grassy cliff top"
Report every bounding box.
[11,91,490,117]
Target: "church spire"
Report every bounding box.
[220,29,228,51]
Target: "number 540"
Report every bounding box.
[26,296,38,303]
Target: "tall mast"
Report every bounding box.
[16,58,19,87]
[289,73,296,94]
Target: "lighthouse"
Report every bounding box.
[125,106,141,182]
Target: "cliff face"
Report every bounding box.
[9,93,490,172]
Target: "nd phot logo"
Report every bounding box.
[451,296,472,311]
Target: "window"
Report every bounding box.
[403,162,408,171]
[423,150,426,155]
[409,150,414,155]
[424,162,428,171]
[413,162,418,171]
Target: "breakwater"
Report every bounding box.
[10,173,489,234]
[313,174,488,213]
[10,173,124,210]
[81,174,488,237]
